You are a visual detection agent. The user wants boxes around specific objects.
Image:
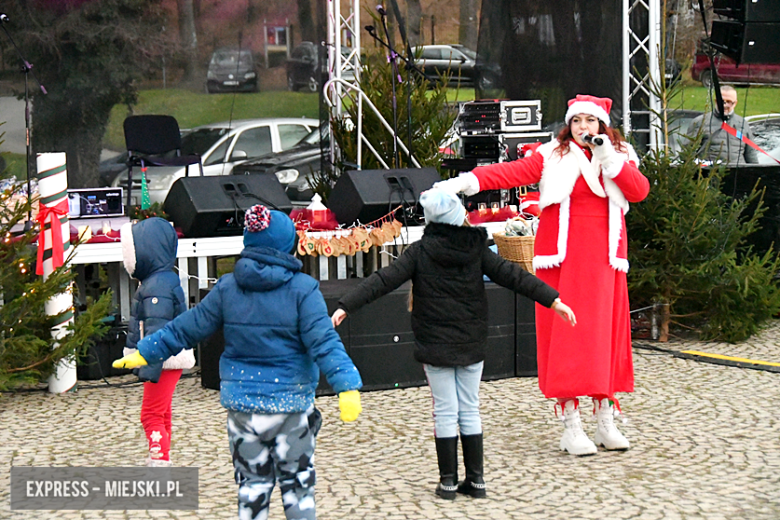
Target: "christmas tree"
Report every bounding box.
[626,134,780,342]
[0,180,112,390]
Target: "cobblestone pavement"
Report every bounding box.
[3,322,780,520]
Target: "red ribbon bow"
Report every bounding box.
[36,199,69,275]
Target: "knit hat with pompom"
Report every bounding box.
[242,204,296,253]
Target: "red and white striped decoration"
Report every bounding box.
[37,152,76,394]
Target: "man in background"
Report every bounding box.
[687,85,758,164]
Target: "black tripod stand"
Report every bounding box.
[365,6,426,169]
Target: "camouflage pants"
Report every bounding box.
[227,406,322,520]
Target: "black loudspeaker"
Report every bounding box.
[714,0,780,22]
[515,294,538,377]
[200,328,223,391]
[77,324,132,380]
[319,279,423,394]
[199,279,540,393]
[710,21,780,64]
[164,174,293,237]
[327,168,441,225]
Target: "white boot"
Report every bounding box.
[558,399,597,456]
[594,398,630,451]
[145,456,173,467]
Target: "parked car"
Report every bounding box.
[236,123,327,205]
[286,42,357,92]
[691,44,780,88]
[412,44,477,87]
[745,114,780,165]
[112,117,318,205]
[207,48,259,93]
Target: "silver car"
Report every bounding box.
[746,114,780,165]
[112,117,318,205]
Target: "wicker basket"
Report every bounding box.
[493,231,535,273]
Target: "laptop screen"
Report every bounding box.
[67,188,124,219]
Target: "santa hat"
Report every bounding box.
[243,204,296,253]
[564,94,613,127]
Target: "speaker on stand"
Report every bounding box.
[327,168,442,226]
[164,174,293,238]
[711,0,780,64]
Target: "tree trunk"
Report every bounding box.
[406,0,422,48]
[459,0,480,49]
[177,0,199,83]
[297,0,315,43]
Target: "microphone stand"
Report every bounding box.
[364,24,426,168]
[0,15,47,231]
[696,0,724,118]
[377,9,401,169]
[387,0,415,167]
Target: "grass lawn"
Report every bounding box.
[670,84,779,116]
[103,89,322,150]
[0,152,28,181]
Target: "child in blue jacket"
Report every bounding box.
[120,217,195,467]
[115,205,363,520]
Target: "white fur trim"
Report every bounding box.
[461,171,481,196]
[565,101,611,126]
[120,222,136,277]
[601,161,623,179]
[533,197,570,270]
[569,143,607,198]
[122,346,196,370]
[162,348,196,370]
[608,200,629,272]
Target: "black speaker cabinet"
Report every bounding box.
[515,294,538,377]
[77,324,132,380]
[714,0,780,22]
[710,21,780,64]
[165,174,293,238]
[200,327,223,391]
[327,168,441,225]
[199,278,539,393]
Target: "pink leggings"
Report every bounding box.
[140,369,182,462]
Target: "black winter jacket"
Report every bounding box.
[338,223,559,367]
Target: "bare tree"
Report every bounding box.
[297,0,315,43]
[177,0,199,82]
[459,0,480,49]
[406,0,422,48]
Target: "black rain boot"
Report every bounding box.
[434,436,459,500]
[457,433,486,498]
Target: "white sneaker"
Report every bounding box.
[145,456,173,467]
[559,400,597,456]
[594,398,630,451]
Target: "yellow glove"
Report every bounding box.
[338,390,362,422]
[112,350,149,370]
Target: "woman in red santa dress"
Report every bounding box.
[434,95,650,456]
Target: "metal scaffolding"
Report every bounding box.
[623,0,662,151]
[327,0,663,159]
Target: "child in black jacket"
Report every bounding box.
[331,190,575,500]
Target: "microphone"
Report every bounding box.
[0,14,9,23]
[365,25,375,35]
[581,133,604,146]
[376,4,386,15]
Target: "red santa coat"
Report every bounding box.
[472,139,649,398]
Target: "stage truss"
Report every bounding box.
[623,0,663,151]
[327,0,663,163]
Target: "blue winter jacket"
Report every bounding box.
[136,245,362,414]
[123,218,192,372]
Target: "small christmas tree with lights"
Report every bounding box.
[0,180,112,390]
